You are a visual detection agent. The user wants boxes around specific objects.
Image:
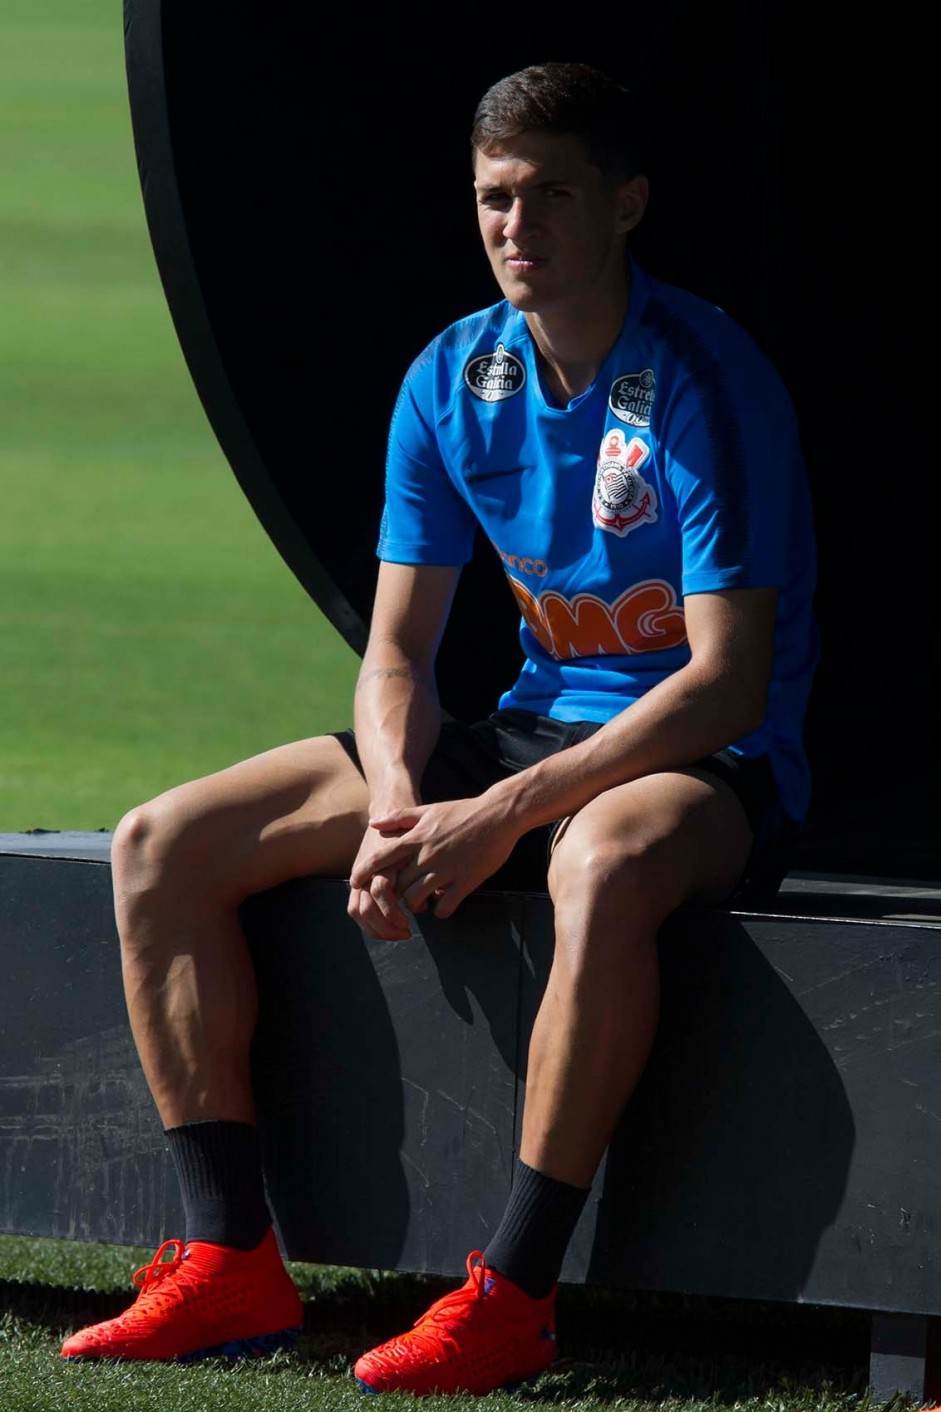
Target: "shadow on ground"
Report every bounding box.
[2,1270,874,1404]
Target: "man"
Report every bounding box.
[61,61,818,1397]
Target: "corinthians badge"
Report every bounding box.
[592,429,658,537]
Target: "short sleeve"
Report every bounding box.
[378,353,479,567]
[661,329,805,597]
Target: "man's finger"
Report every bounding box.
[401,874,443,913]
[349,841,410,889]
[369,808,421,831]
[427,887,446,917]
[348,885,412,941]
[426,883,464,920]
[370,873,412,928]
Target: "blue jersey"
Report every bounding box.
[378,259,819,823]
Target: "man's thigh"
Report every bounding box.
[547,769,754,923]
[133,735,369,902]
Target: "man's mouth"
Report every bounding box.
[505,253,546,272]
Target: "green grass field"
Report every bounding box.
[0,1230,878,1412]
[0,0,359,832]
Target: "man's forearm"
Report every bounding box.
[481,587,775,839]
[353,656,442,814]
[484,657,764,840]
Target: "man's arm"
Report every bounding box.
[346,559,461,938]
[482,584,776,831]
[355,586,777,917]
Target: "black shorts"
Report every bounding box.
[334,707,799,906]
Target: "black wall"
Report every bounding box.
[125,0,935,879]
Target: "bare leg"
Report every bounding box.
[61,736,368,1360]
[521,769,753,1187]
[111,735,368,1128]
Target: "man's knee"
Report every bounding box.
[108,768,247,898]
[548,818,680,933]
[544,837,662,995]
[111,787,217,902]
[550,825,643,898]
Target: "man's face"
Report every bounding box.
[473,130,645,316]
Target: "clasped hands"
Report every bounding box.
[346,794,518,941]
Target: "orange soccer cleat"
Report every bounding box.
[354,1250,557,1396]
[61,1227,303,1362]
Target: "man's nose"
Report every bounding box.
[503,198,537,242]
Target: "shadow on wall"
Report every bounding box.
[509,903,856,1301]
[244,880,524,1272]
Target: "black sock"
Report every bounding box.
[165,1120,271,1250]
[483,1158,590,1299]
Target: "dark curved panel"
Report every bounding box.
[123,0,370,654]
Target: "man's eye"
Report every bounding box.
[544,188,569,199]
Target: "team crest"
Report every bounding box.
[592,429,657,537]
[463,343,526,402]
[608,368,655,427]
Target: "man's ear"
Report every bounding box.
[616,174,649,234]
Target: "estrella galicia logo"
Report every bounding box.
[463,343,526,403]
[609,368,655,427]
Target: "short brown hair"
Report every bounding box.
[471,62,645,182]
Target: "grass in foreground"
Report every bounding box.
[0,1233,889,1412]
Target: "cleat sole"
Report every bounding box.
[63,1325,302,1364]
[177,1324,303,1363]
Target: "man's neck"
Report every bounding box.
[524,274,631,407]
